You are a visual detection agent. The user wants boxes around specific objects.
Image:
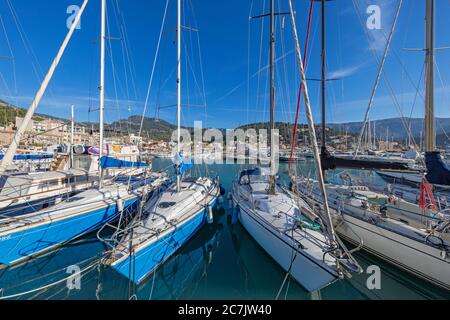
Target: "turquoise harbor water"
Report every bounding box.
[1,159,449,300]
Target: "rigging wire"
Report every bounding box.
[354,0,404,157]
[435,58,450,144]
[105,7,123,136]
[289,0,313,171]
[0,12,18,107]
[352,0,423,163]
[139,0,170,138]
[247,1,254,127]
[5,0,59,111]
[0,254,102,300]
[255,0,267,124]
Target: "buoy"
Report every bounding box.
[207,206,214,224]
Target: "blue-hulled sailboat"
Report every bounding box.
[0,0,166,268]
[105,0,222,285]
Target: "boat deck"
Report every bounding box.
[234,179,337,269]
[0,184,140,235]
[109,177,219,261]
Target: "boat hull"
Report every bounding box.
[235,202,338,292]
[0,197,139,267]
[335,213,450,291]
[377,171,421,188]
[111,198,217,284]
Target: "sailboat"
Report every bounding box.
[373,0,450,204]
[296,0,450,290]
[0,0,165,268]
[231,0,360,293]
[105,0,222,285]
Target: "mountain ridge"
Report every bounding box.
[1,99,449,146]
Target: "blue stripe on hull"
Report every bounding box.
[0,197,139,266]
[113,198,217,284]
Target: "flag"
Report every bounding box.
[174,152,192,176]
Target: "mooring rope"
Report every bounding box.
[0,259,100,300]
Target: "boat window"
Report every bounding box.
[48,180,60,186]
[159,202,176,209]
[66,197,83,203]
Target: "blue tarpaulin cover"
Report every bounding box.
[239,168,262,184]
[100,156,148,169]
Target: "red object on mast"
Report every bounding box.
[289,0,314,170]
[419,177,438,212]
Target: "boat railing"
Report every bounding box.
[294,180,365,275]
[97,184,155,252]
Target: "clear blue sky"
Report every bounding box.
[0,0,449,129]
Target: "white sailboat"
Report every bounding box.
[296,0,450,291]
[106,0,222,285]
[231,0,360,293]
[0,143,153,217]
[296,178,450,290]
[376,0,450,204]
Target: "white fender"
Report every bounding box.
[117,198,124,213]
[207,205,214,224]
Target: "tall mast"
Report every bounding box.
[373,120,376,149]
[288,0,336,243]
[269,0,276,195]
[177,0,182,192]
[99,0,106,189]
[70,105,75,168]
[0,0,89,175]
[320,0,326,153]
[425,0,435,152]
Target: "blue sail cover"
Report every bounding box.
[174,152,192,176]
[425,151,450,186]
[0,154,53,161]
[100,156,148,169]
[239,168,262,184]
